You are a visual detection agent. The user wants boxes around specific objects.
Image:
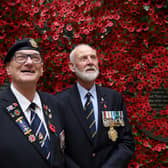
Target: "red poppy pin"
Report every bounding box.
[49,123,56,133]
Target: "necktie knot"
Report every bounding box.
[86,92,92,99]
[29,103,36,121]
[29,102,36,111]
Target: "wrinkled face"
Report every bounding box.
[69,45,99,82]
[6,50,43,87]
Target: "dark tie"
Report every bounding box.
[29,103,51,160]
[84,92,96,139]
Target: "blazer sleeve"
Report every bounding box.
[102,94,135,168]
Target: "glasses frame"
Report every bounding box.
[14,53,42,64]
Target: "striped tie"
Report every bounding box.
[29,103,51,160]
[84,92,96,139]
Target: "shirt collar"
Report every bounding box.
[77,82,97,100]
[10,83,42,111]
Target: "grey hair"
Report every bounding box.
[69,44,96,63]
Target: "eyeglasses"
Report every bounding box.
[14,53,42,64]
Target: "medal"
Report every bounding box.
[108,126,118,142]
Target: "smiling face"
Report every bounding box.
[69,45,99,86]
[6,49,43,89]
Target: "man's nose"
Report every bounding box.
[25,56,33,63]
[86,56,93,64]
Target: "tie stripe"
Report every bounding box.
[84,92,96,140]
[92,131,97,138]
[29,103,50,160]
[86,108,94,119]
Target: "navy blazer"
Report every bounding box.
[55,84,135,168]
[0,87,64,168]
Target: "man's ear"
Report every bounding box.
[40,63,44,76]
[6,64,11,75]
[69,62,75,72]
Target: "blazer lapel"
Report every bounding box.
[95,85,108,144]
[0,88,50,164]
[69,85,94,143]
[39,92,61,165]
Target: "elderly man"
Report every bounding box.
[55,44,135,168]
[0,38,65,168]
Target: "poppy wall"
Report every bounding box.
[0,0,168,167]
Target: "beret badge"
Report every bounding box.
[29,38,38,48]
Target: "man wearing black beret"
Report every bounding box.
[0,38,65,168]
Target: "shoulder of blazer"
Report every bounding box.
[55,85,77,98]
[0,87,15,104]
[96,85,122,97]
[38,91,57,107]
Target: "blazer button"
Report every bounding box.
[92,153,96,157]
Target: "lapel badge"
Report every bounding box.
[6,102,18,111]
[13,102,18,107]
[101,97,104,102]
[48,113,52,119]
[28,134,36,143]
[49,123,56,133]
[38,132,44,141]
[9,112,15,118]
[43,104,47,110]
[6,105,14,111]
[14,109,21,116]
[43,104,52,120]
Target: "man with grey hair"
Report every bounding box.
[55,44,135,168]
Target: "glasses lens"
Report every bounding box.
[31,54,41,63]
[15,54,27,63]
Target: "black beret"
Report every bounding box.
[4,38,41,64]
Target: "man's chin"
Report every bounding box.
[78,73,99,82]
